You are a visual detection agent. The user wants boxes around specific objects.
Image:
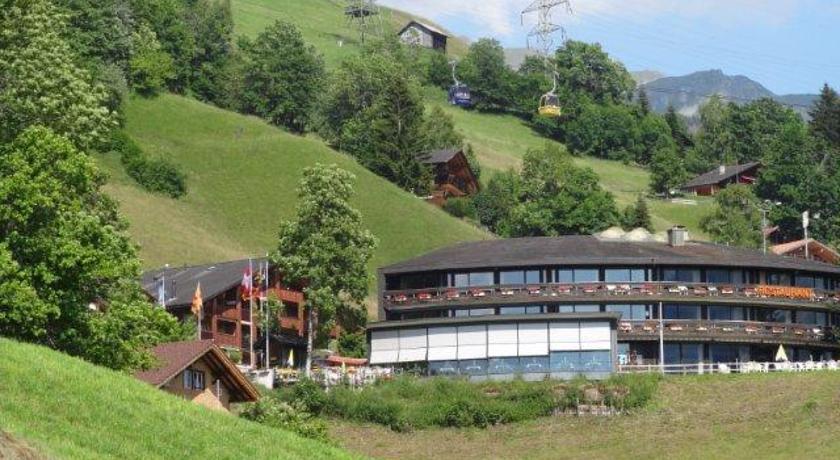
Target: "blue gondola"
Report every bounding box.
[447,60,472,108]
[448,83,472,107]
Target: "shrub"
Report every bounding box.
[336,332,367,359]
[281,378,329,415]
[442,197,476,219]
[109,130,187,198]
[239,397,329,442]
[603,373,661,411]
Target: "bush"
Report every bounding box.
[277,378,328,415]
[239,397,329,442]
[442,197,476,219]
[109,130,187,198]
[336,332,367,359]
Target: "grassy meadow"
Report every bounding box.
[0,339,356,460]
[331,371,840,459]
[100,94,489,271]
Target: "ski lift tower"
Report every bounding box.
[345,0,383,44]
[521,0,572,59]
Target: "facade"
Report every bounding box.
[370,227,840,378]
[681,162,760,196]
[398,20,447,51]
[134,340,260,411]
[771,239,840,265]
[421,148,480,206]
[141,258,307,369]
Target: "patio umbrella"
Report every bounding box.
[287,349,295,368]
[775,344,789,362]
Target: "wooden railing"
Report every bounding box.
[618,319,831,343]
[383,282,836,309]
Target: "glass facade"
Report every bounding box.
[708,305,745,321]
[663,304,701,320]
[554,268,599,283]
[606,304,648,321]
[604,268,647,283]
[550,351,612,372]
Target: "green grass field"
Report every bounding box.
[100,94,489,271]
[0,338,356,459]
[231,0,467,67]
[331,371,840,459]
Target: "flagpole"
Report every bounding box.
[265,257,270,370]
[249,257,256,369]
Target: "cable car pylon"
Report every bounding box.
[521,0,572,118]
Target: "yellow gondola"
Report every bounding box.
[538,92,561,117]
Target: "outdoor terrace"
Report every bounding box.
[619,319,838,348]
[382,282,840,311]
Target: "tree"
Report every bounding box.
[622,195,653,231]
[700,185,762,248]
[425,49,452,89]
[564,102,639,162]
[0,0,116,150]
[636,114,676,166]
[186,0,235,104]
[500,144,619,237]
[130,0,195,93]
[664,105,693,152]
[240,20,324,133]
[129,23,175,96]
[649,145,688,195]
[460,38,515,111]
[464,143,481,183]
[0,126,187,369]
[809,84,840,169]
[417,105,463,152]
[637,87,651,116]
[473,169,520,233]
[271,164,377,376]
[553,41,635,104]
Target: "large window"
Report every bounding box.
[766,272,792,286]
[454,308,495,317]
[183,368,205,391]
[604,268,647,283]
[550,351,611,372]
[663,304,701,320]
[429,360,459,376]
[554,268,599,284]
[520,356,550,373]
[709,344,739,363]
[753,308,791,323]
[558,304,601,313]
[400,272,444,289]
[458,359,488,375]
[499,305,544,315]
[606,304,648,320]
[708,306,744,321]
[662,268,700,283]
[217,319,237,335]
[664,343,702,364]
[499,269,543,285]
[488,357,520,374]
[452,272,494,287]
[706,269,732,284]
[797,310,828,326]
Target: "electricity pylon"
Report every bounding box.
[521,0,573,58]
[345,0,383,44]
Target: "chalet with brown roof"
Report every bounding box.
[772,239,840,265]
[135,340,259,412]
[398,20,448,51]
[681,162,761,196]
[421,148,480,206]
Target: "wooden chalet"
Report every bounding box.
[398,20,448,52]
[135,340,260,412]
[772,239,840,265]
[421,148,480,206]
[681,162,761,196]
[141,258,307,369]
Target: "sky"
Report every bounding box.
[380,0,840,95]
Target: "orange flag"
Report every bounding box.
[191,282,203,317]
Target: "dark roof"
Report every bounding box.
[398,20,448,38]
[141,258,267,308]
[380,236,840,275]
[367,312,621,330]
[134,340,259,402]
[682,162,760,189]
[420,148,461,165]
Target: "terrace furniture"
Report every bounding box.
[744,288,758,297]
[469,289,487,298]
[617,284,632,294]
[639,284,656,296]
[393,293,408,303]
[527,286,542,296]
[707,286,719,296]
[643,322,656,333]
[813,328,824,336]
[720,286,735,296]
[668,324,684,332]
[499,288,515,297]
[416,292,433,302]
[619,322,633,332]
[445,289,461,300]
[721,326,734,332]
[678,285,689,295]
[667,285,681,294]
[745,326,758,334]
[693,286,708,296]
[696,325,709,332]
[582,285,598,294]
[718,363,731,374]
[555,285,572,294]
[771,326,785,334]
[794,328,806,336]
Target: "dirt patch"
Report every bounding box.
[0,432,44,460]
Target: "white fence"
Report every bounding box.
[619,360,840,375]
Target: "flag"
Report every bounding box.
[241,266,253,300]
[802,211,810,230]
[191,282,203,317]
[259,261,269,300]
[155,276,165,307]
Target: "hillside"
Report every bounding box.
[0,338,355,459]
[332,371,840,459]
[101,94,489,270]
[231,0,468,67]
[641,69,817,119]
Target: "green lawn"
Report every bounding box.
[331,371,840,459]
[101,94,489,271]
[231,0,467,67]
[0,338,357,460]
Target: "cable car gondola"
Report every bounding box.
[537,71,561,117]
[447,60,472,108]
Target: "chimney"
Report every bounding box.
[718,165,726,176]
[668,225,688,247]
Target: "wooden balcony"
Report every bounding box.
[619,319,838,347]
[383,282,837,311]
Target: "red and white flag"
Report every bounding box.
[241,266,252,299]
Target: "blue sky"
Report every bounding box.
[381,0,840,95]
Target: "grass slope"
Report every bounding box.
[332,371,840,459]
[423,88,713,236]
[101,94,488,271]
[0,338,356,460]
[232,0,468,67]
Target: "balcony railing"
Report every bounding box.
[618,319,832,344]
[383,282,837,309]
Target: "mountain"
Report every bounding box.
[639,69,817,118]
[631,70,666,85]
